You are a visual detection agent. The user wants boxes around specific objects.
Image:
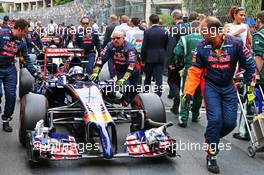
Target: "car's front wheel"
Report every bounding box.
[19,68,35,98]
[19,93,48,147]
[131,93,166,131]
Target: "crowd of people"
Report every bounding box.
[0,4,264,174]
[0,0,111,26]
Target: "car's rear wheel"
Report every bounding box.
[19,68,35,98]
[131,93,166,131]
[19,93,48,147]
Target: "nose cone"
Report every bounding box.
[98,124,114,159]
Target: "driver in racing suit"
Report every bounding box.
[0,19,40,132]
[89,30,141,106]
[182,17,255,174]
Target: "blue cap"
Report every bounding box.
[245,18,256,27]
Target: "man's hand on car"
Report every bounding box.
[89,67,100,81]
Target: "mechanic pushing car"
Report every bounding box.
[90,30,140,106]
[0,19,41,132]
[74,17,101,74]
[182,17,255,174]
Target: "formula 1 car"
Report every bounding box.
[19,49,177,166]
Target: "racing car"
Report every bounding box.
[19,48,177,166]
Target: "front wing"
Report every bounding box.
[27,130,177,161]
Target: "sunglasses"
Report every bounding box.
[112,37,121,40]
[82,22,89,25]
[235,6,245,12]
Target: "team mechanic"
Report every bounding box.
[0,19,41,132]
[74,17,101,74]
[89,30,140,106]
[182,17,255,174]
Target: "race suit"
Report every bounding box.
[95,41,141,102]
[0,29,36,122]
[184,34,255,155]
[75,27,101,74]
[174,33,203,124]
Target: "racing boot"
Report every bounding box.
[178,116,187,128]
[206,144,220,174]
[3,121,12,132]
[206,155,220,174]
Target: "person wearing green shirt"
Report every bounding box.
[253,11,264,87]
[174,20,203,127]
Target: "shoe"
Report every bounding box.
[178,118,187,128]
[3,122,13,132]
[233,133,250,141]
[178,122,187,128]
[167,95,173,99]
[206,155,220,174]
[192,117,200,123]
[170,108,179,115]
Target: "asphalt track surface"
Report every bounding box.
[0,76,264,175]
